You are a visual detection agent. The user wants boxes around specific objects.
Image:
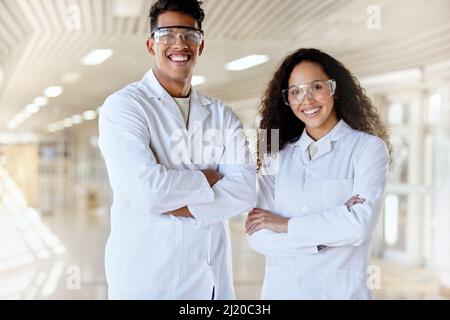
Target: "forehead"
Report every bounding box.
[157,11,198,29]
[289,61,329,85]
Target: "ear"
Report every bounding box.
[198,40,205,56]
[146,38,156,56]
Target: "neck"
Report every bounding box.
[153,69,191,98]
[306,115,340,141]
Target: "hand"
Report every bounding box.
[345,194,365,211]
[166,206,194,218]
[245,208,289,236]
[201,169,221,187]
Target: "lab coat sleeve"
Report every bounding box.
[247,159,319,257]
[188,108,256,226]
[98,93,214,214]
[287,136,389,247]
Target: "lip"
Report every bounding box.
[301,106,322,117]
[167,52,192,66]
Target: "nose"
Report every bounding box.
[173,34,188,49]
[302,92,314,105]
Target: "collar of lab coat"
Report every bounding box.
[143,69,212,131]
[295,119,353,155]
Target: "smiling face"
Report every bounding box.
[288,61,339,141]
[146,11,204,97]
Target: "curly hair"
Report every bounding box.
[257,48,392,170]
[149,0,205,32]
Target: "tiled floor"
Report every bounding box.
[0,167,447,300]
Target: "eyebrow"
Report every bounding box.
[288,79,328,89]
[152,25,203,34]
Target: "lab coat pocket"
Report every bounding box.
[261,266,289,300]
[125,216,181,294]
[317,267,369,300]
[320,178,354,210]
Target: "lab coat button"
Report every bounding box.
[302,206,309,213]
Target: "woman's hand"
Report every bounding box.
[245,208,289,236]
[345,194,366,211]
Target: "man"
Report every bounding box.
[98,0,256,300]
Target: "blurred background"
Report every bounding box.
[0,0,449,300]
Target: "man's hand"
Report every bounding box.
[245,208,289,236]
[166,170,221,219]
[166,206,194,218]
[201,169,221,187]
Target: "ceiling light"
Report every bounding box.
[64,118,73,128]
[51,123,65,132]
[15,113,30,122]
[192,76,206,87]
[82,49,113,66]
[34,97,49,107]
[72,115,83,124]
[61,72,81,84]
[225,55,269,71]
[7,121,17,130]
[83,110,97,120]
[25,103,40,114]
[56,121,66,130]
[48,124,59,133]
[44,86,63,98]
[359,68,422,88]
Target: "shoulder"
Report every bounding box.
[101,81,148,117]
[348,129,389,163]
[196,91,242,123]
[201,92,233,112]
[353,130,387,151]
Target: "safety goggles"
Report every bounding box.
[282,79,337,106]
[151,26,204,46]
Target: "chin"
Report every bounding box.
[304,118,326,129]
[168,71,192,81]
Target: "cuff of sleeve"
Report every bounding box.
[308,246,320,255]
[193,170,215,201]
[188,172,216,226]
[287,216,302,237]
[188,202,211,227]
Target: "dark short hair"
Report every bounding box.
[149,0,205,33]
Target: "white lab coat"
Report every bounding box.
[98,70,256,300]
[248,120,389,300]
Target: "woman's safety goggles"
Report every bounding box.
[282,79,337,106]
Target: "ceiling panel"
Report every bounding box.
[0,0,449,132]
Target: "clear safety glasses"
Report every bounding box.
[282,79,337,107]
[151,26,204,46]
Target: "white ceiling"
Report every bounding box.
[1,0,450,132]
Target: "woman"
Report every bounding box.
[246,48,391,300]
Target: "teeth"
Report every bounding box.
[170,55,189,62]
[303,107,320,115]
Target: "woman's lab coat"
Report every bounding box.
[98,70,256,299]
[248,120,389,300]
